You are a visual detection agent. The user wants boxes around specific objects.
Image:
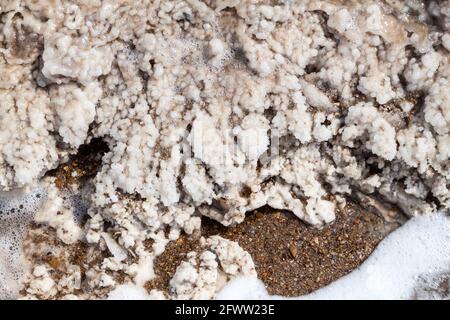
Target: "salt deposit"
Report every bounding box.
[0,0,448,299]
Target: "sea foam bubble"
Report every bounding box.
[0,186,46,299]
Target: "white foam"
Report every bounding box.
[0,186,46,299]
[107,284,150,300]
[216,276,269,300]
[216,213,450,300]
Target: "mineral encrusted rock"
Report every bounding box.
[0,0,448,299]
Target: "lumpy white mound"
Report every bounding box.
[168,235,257,299]
[217,213,450,300]
[0,0,449,299]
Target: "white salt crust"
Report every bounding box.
[0,0,448,299]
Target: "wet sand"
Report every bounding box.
[147,203,402,296]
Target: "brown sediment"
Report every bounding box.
[144,233,202,295]
[146,202,402,297]
[9,24,43,61]
[47,138,108,189]
[24,224,107,270]
[21,224,122,299]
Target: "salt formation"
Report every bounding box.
[0,0,449,299]
[169,236,256,299]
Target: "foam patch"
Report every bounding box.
[107,284,150,300]
[0,186,46,299]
